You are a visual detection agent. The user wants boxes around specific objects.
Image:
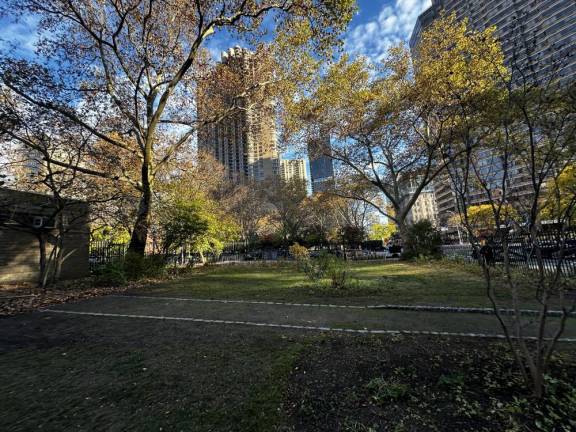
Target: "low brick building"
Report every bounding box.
[0,188,90,284]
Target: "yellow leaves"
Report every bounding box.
[451,204,520,233]
[415,12,508,108]
[541,164,576,222]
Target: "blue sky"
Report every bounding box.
[345,0,431,60]
[0,0,431,63]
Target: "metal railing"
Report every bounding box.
[440,228,576,276]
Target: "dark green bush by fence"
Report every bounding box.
[403,220,442,260]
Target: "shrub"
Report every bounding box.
[94,253,167,285]
[288,243,310,263]
[93,261,128,287]
[403,220,442,259]
[294,250,350,289]
[123,253,167,280]
[320,253,349,290]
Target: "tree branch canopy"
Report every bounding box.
[0,0,356,253]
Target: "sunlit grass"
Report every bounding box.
[141,260,545,308]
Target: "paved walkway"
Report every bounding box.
[40,294,576,341]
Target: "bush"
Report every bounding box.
[93,253,167,286]
[93,261,128,287]
[295,250,350,289]
[403,220,442,259]
[321,253,349,290]
[288,243,310,266]
[123,253,167,280]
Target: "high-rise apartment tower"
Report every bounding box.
[197,46,279,183]
[410,0,576,225]
[280,159,308,183]
[411,0,576,82]
[308,134,335,193]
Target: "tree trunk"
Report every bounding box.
[396,220,409,253]
[530,367,545,399]
[128,175,152,255]
[37,232,47,290]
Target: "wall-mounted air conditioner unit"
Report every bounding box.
[32,216,57,229]
[32,216,44,228]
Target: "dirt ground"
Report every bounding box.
[1,283,575,431]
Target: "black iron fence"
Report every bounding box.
[441,227,576,276]
[88,241,396,271]
[89,241,128,270]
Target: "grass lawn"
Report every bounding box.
[145,260,558,309]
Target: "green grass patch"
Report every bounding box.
[144,261,542,308]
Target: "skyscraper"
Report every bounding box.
[197,46,279,183]
[410,0,576,82]
[410,0,576,225]
[280,159,307,183]
[308,134,335,193]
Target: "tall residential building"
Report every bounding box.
[410,0,576,82]
[197,46,279,183]
[407,190,440,227]
[401,177,439,226]
[308,134,335,193]
[280,159,307,183]
[410,0,576,226]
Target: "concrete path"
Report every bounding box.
[40,294,576,340]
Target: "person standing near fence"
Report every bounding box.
[479,238,495,267]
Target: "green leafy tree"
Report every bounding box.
[159,194,238,262]
[403,220,442,259]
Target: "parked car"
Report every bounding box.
[372,248,397,258]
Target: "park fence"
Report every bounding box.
[88,241,394,271]
[89,241,128,271]
[440,227,576,276]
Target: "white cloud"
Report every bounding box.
[345,0,432,61]
[0,15,40,54]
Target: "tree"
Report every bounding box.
[402,220,442,259]
[158,194,237,262]
[282,13,506,244]
[264,178,309,244]
[155,159,238,261]
[333,178,380,243]
[449,203,520,236]
[369,222,397,242]
[301,192,342,246]
[541,164,576,224]
[0,0,356,255]
[227,181,274,245]
[443,15,576,398]
[0,92,119,288]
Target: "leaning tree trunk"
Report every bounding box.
[50,211,65,284]
[128,160,153,256]
[128,189,152,255]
